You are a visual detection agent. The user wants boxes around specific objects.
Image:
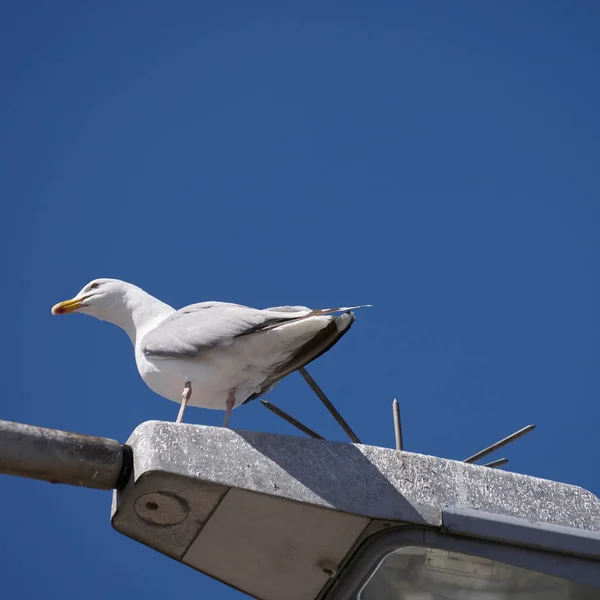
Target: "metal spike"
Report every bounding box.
[298,367,361,443]
[392,399,403,451]
[483,458,509,469]
[464,425,536,464]
[261,400,325,440]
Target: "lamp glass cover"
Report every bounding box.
[359,545,597,600]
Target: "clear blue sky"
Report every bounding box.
[2,2,599,598]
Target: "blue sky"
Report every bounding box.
[2,2,599,598]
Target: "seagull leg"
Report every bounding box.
[176,381,192,424]
[223,392,235,428]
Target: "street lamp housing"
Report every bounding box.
[111,422,600,599]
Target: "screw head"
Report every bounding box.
[134,491,188,526]
[318,559,338,578]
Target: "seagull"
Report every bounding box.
[51,278,369,426]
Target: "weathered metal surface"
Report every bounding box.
[0,419,129,490]
[120,421,600,531]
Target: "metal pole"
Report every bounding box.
[392,399,403,451]
[298,367,361,443]
[0,419,131,490]
[261,401,325,440]
[464,424,536,464]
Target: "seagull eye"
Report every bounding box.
[90,282,100,290]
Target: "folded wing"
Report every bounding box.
[142,301,371,359]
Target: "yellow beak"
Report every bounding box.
[51,297,85,315]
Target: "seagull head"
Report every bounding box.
[51,278,131,321]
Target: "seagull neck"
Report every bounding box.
[114,289,174,346]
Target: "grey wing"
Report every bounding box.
[141,302,313,359]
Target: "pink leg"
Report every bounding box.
[176,381,192,424]
[223,392,235,427]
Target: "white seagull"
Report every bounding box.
[51,278,369,426]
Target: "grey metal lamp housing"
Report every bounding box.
[112,422,600,599]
